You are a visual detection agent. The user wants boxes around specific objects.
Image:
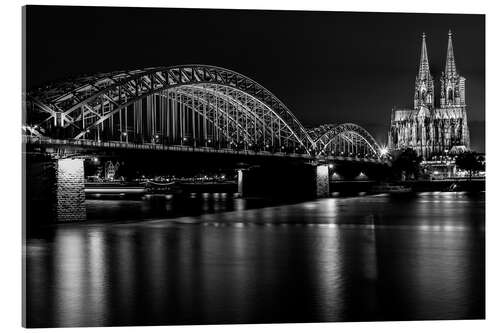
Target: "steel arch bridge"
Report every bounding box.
[310,123,382,159]
[24,64,383,161]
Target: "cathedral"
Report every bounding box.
[388,31,470,160]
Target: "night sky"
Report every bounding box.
[25,6,485,152]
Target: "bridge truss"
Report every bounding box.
[311,123,382,159]
[26,65,315,154]
[24,65,383,160]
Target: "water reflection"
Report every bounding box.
[25,192,485,327]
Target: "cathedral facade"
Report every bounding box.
[388,31,470,160]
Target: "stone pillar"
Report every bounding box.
[315,164,330,198]
[237,169,246,198]
[54,158,87,222]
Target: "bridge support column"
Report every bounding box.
[54,158,87,222]
[314,164,330,198]
[237,169,246,198]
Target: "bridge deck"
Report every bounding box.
[23,136,385,164]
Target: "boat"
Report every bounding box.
[373,183,413,194]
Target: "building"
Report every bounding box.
[388,31,470,160]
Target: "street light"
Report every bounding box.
[380,147,389,157]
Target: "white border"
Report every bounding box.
[1,1,498,332]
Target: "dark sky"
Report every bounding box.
[25,6,485,152]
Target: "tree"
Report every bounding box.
[455,151,484,180]
[392,148,422,180]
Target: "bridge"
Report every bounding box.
[24,65,388,223]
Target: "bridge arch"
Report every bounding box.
[26,65,315,154]
[311,123,382,158]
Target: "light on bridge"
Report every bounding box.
[380,147,389,156]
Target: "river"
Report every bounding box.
[24,191,485,327]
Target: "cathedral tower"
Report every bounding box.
[440,30,466,107]
[414,33,435,109]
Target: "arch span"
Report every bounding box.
[311,123,382,158]
[27,65,315,154]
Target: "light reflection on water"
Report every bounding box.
[25,192,485,327]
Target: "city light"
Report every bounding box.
[380,147,389,156]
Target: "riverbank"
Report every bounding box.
[330,178,485,196]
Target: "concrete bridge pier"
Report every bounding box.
[53,158,87,222]
[314,164,330,198]
[237,169,246,198]
[26,156,87,224]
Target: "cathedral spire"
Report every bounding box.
[445,29,457,77]
[414,32,434,109]
[418,33,431,80]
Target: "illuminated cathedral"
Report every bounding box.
[388,31,470,160]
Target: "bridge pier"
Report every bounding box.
[237,169,246,198]
[315,164,330,198]
[53,158,87,222]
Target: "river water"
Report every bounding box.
[24,192,485,327]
